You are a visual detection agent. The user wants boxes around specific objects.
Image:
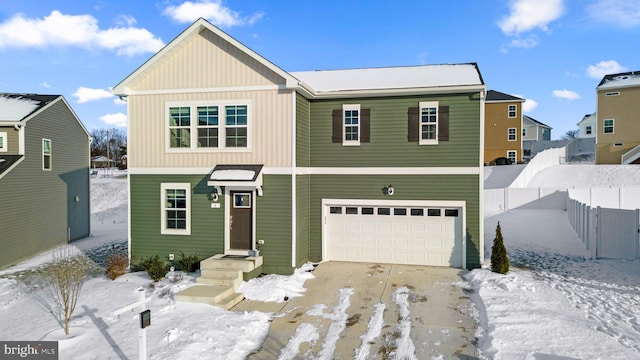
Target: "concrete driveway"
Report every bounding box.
[233,262,478,359]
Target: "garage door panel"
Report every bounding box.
[326,203,463,267]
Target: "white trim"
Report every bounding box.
[127,166,482,176]
[291,90,297,268]
[507,104,517,118]
[160,183,191,235]
[0,156,24,180]
[127,171,132,263]
[507,150,517,163]
[321,198,466,268]
[507,127,517,141]
[342,104,361,146]
[478,89,485,266]
[603,118,615,134]
[306,84,486,99]
[42,138,52,171]
[224,187,257,254]
[418,101,439,145]
[0,132,6,152]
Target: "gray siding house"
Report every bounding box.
[0,94,91,269]
[113,18,485,277]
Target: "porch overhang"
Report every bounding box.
[207,164,264,195]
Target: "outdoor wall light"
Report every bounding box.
[210,189,219,202]
[385,185,394,196]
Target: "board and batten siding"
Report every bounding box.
[129,28,286,91]
[129,174,225,262]
[308,94,482,167]
[308,174,481,269]
[256,175,294,274]
[127,89,293,168]
[0,99,90,269]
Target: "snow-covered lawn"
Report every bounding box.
[1,165,640,359]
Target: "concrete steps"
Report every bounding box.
[174,255,262,310]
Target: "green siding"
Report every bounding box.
[0,100,90,269]
[296,93,311,167]
[308,174,481,269]
[129,174,225,263]
[295,174,310,267]
[309,94,481,167]
[256,175,294,274]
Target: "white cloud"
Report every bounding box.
[73,86,114,103]
[498,0,565,35]
[39,82,51,88]
[0,10,164,56]
[553,89,581,100]
[100,113,127,127]
[587,0,640,27]
[114,14,137,27]
[523,98,539,113]
[587,60,627,79]
[163,0,264,27]
[506,35,539,49]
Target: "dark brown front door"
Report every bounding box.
[230,191,252,250]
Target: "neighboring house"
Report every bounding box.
[522,115,553,162]
[484,90,524,164]
[577,113,596,139]
[112,18,485,275]
[0,93,90,269]
[595,71,640,164]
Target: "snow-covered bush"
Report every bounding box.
[491,222,510,274]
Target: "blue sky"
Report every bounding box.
[0,0,638,139]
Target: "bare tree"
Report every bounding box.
[90,128,126,158]
[562,129,579,140]
[45,247,93,335]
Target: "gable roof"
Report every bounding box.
[597,71,640,90]
[485,90,524,102]
[577,112,596,126]
[113,18,485,99]
[523,115,551,129]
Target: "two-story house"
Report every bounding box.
[113,18,485,277]
[0,94,90,269]
[484,90,524,164]
[577,113,596,139]
[595,71,640,164]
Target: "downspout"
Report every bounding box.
[291,90,297,268]
[478,88,486,267]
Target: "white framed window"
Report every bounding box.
[603,119,614,134]
[161,183,191,235]
[508,128,517,141]
[42,139,52,170]
[0,132,6,152]
[586,125,592,135]
[507,150,517,164]
[508,105,517,118]
[166,101,250,152]
[419,101,438,145]
[342,104,360,146]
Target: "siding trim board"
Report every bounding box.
[129,166,481,175]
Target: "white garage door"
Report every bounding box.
[325,202,463,267]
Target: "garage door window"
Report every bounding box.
[394,208,407,216]
[377,208,390,215]
[428,209,441,216]
[445,209,459,217]
[362,207,374,215]
[410,208,424,216]
[346,207,358,214]
[330,206,342,214]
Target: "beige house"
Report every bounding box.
[484,90,524,164]
[596,71,640,164]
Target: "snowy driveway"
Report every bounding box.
[235,262,477,359]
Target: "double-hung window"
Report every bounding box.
[508,105,517,118]
[603,119,614,134]
[508,128,517,141]
[586,125,592,135]
[167,102,250,151]
[42,139,52,170]
[342,104,360,145]
[0,132,6,152]
[161,183,190,235]
[419,101,438,145]
[507,150,517,164]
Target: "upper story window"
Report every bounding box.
[508,128,517,141]
[508,105,517,118]
[0,132,6,152]
[586,125,592,135]
[419,101,438,145]
[522,128,526,137]
[42,139,52,170]
[167,101,250,151]
[603,119,614,134]
[343,104,360,146]
[161,183,191,235]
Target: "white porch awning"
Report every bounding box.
[207,164,263,192]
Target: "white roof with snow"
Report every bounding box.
[0,96,40,122]
[598,73,640,90]
[210,169,256,181]
[291,64,483,93]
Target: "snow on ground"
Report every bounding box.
[527,164,640,188]
[2,166,640,359]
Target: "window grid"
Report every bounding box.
[508,128,517,141]
[507,150,517,164]
[508,105,517,118]
[169,107,191,148]
[197,106,219,148]
[603,119,614,134]
[421,106,437,140]
[42,139,52,170]
[344,109,359,142]
[225,105,248,148]
[161,183,191,235]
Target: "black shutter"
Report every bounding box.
[360,108,370,142]
[332,109,342,143]
[408,107,419,142]
[438,105,449,141]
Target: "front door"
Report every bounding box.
[230,191,252,250]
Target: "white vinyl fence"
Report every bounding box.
[567,198,640,260]
[484,188,567,214]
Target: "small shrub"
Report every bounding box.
[491,222,510,274]
[138,255,169,282]
[105,252,128,280]
[175,251,201,272]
